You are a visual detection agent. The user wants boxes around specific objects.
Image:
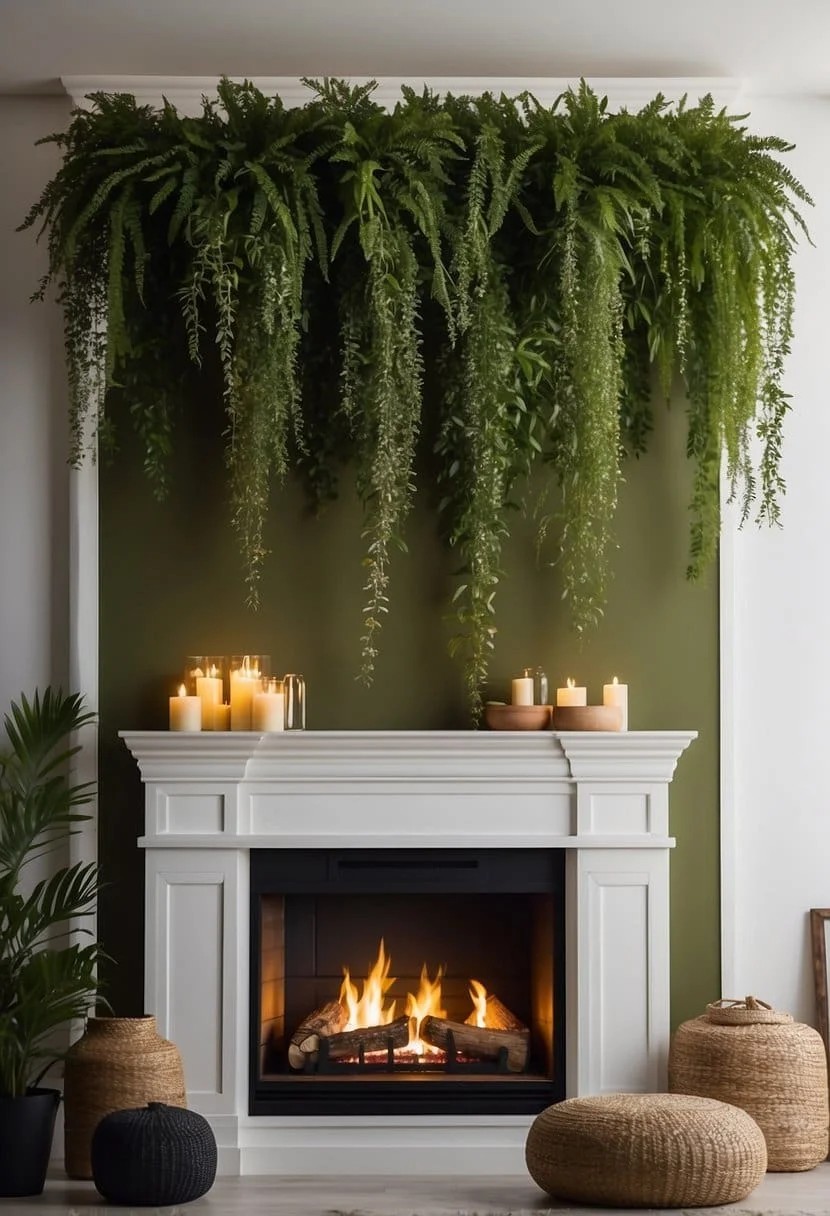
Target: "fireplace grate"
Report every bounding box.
[309,1029,512,1076]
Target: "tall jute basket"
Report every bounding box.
[669,996,829,1171]
[64,1016,186,1179]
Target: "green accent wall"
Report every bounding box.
[99,396,719,1025]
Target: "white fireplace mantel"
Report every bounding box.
[122,729,695,1176]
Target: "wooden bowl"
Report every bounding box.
[552,704,622,732]
[484,703,552,731]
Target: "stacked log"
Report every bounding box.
[323,1015,409,1060]
[287,1000,347,1069]
[421,1014,529,1072]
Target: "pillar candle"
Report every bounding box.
[511,676,534,706]
[213,703,231,731]
[556,678,587,707]
[230,668,259,730]
[169,685,202,731]
[603,676,629,730]
[252,689,285,732]
[196,672,223,732]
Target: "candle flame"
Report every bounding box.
[566,677,575,689]
[209,664,219,678]
[177,683,187,697]
[612,675,619,685]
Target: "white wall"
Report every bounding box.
[0,95,72,712]
[729,93,830,1022]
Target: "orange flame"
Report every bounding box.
[406,963,446,1055]
[466,978,488,1028]
[339,938,397,1029]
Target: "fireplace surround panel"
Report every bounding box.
[124,730,694,1175]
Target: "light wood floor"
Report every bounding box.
[12,1164,830,1215]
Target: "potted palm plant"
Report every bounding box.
[0,688,103,1196]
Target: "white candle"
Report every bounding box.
[169,684,202,731]
[230,664,260,730]
[196,669,223,732]
[603,676,629,730]
[556,677,587,707]
[512,676,534,706]
[252,689,285,732]
[213,702,231,731]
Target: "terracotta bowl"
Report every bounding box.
[552,704,622,732]
[484,703,552,731]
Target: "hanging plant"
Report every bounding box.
[21,79,810,714]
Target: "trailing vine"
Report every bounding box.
[21,79,811,714]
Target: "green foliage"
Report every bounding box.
[0,689,104,1097]
[22,80,811,713]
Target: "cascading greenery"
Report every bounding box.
[22,78,810,715]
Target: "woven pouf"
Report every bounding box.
[669,996,830,1171]
[91,1102,217,1206]
[525,1093,767,1208]
[64,1016,186,1179]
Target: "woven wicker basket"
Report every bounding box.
[64,1017,186,1179]
[525,1093,767,1207]
[669,996,829,1171]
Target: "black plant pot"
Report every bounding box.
[0,1087,60,1196]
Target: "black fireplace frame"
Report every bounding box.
[248,848,566,1116]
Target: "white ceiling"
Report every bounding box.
[2,0,828,94]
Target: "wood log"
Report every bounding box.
[324,1014,410,1061]
[421,1014,529,1073]
[465,992,527,1033]
[288,999,347,1069]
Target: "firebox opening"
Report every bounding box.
[250,849,565,1116]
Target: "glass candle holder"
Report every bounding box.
[252,677,285,732]
[229,655,270,731]
[184,656,225,731]
[283,673,306,730]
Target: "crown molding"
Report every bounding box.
[60,74,747,114]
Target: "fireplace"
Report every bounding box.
[250,848,565,1115]
[123,729,694,1174]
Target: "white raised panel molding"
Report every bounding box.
[145,849,248,1121]
[567,850,670,1097]
[125,729,694,1175]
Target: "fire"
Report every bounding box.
[339,939,490,1059]
[467,978,488,1028]
[406,964,446,1055]
[339,938,397,1029]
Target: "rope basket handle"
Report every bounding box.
[706,995,793,1025]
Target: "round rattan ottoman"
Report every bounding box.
[525,1093,767,1208]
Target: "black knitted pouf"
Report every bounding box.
[91,1101,217,1206]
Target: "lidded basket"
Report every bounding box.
[64,1016,186,1179]
[669,996,829,1171]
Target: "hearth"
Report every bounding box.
[249,848,565,1115]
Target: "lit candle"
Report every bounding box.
[169,684,202,731]
[230,658,260,730]
[511,675,534,706]
[212,703,231,731]
[252,680,285,732]
[556,677,587,707]
[603,676,629,730]
[196,664,223,732]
